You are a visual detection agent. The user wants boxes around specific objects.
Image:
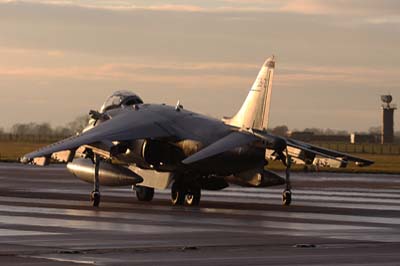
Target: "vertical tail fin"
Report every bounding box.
[226,56,275,131]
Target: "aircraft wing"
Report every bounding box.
[183,129,373,168]
[283,138,374,167]
[21,109,175,163]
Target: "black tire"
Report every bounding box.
[90,191,101,207]
[171,182,185,206]
[136,186,155,202]
[282,190,292,206]
[185,187,201,206]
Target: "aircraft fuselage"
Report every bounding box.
[101,103,266,176]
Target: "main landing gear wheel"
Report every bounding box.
[171,182,185,206]
[90,190,101,207]
[185,187,201,206]
[171,181,201,206]
[135,186,154,202]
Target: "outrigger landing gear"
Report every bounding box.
[90,154,101,207]
[171,179,201,206]
[282,154,292,206]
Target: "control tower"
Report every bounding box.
[381,95,397,144]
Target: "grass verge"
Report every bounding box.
[0,141,52,162]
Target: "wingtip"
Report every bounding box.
[356,160,374,167]
[20,156,31,164]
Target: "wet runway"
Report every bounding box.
[0,163,399,265]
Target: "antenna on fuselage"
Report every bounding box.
[175,100,183,111]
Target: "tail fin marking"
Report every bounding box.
[226,56,275,131]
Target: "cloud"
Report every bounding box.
[0,62,254,89]
[279,0,330,15]
[366,16,400,25]
[143,4,206,12]
[0,47,64,58]
[46,50,65,57]
[1,0,399,17]
[0,1,208,12]
[0,59,398,91]
[2,0,400,30]
[277,65,400,86]
[1,46,398,89]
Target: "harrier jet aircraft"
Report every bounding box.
[21,56,373,207]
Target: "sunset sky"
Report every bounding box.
[1,0,399,132]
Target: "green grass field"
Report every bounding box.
[1,141,399,174]
[0,141,53,162]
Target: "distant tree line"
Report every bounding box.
[269,125,400,137]
[269,125,350,137]
[0,116,89,142]
[1,120,399,142]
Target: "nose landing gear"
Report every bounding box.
[90,154,101,207]
[90,190,101,207]
[282,189,292,206]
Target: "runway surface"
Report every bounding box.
[0,163,399,265]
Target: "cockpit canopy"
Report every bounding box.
[100,90,143,113]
